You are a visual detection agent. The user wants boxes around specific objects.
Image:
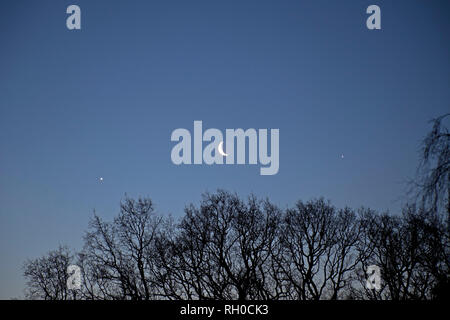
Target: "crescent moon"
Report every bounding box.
[218,141,229,157]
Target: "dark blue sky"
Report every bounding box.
[0,0,449,298]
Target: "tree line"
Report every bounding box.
[23,192,448,300]
[23,115,449,300]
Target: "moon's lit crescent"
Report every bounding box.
[218,141,229,157]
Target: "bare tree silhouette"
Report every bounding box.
[355,205,448,300]
[23,246,74,300]
[274,199,361,299]
[413,113,449,216]
[158,190,281,300]
[23,192,449,300]
[79,197,168,300]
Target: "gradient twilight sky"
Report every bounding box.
[0,0,449,299]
